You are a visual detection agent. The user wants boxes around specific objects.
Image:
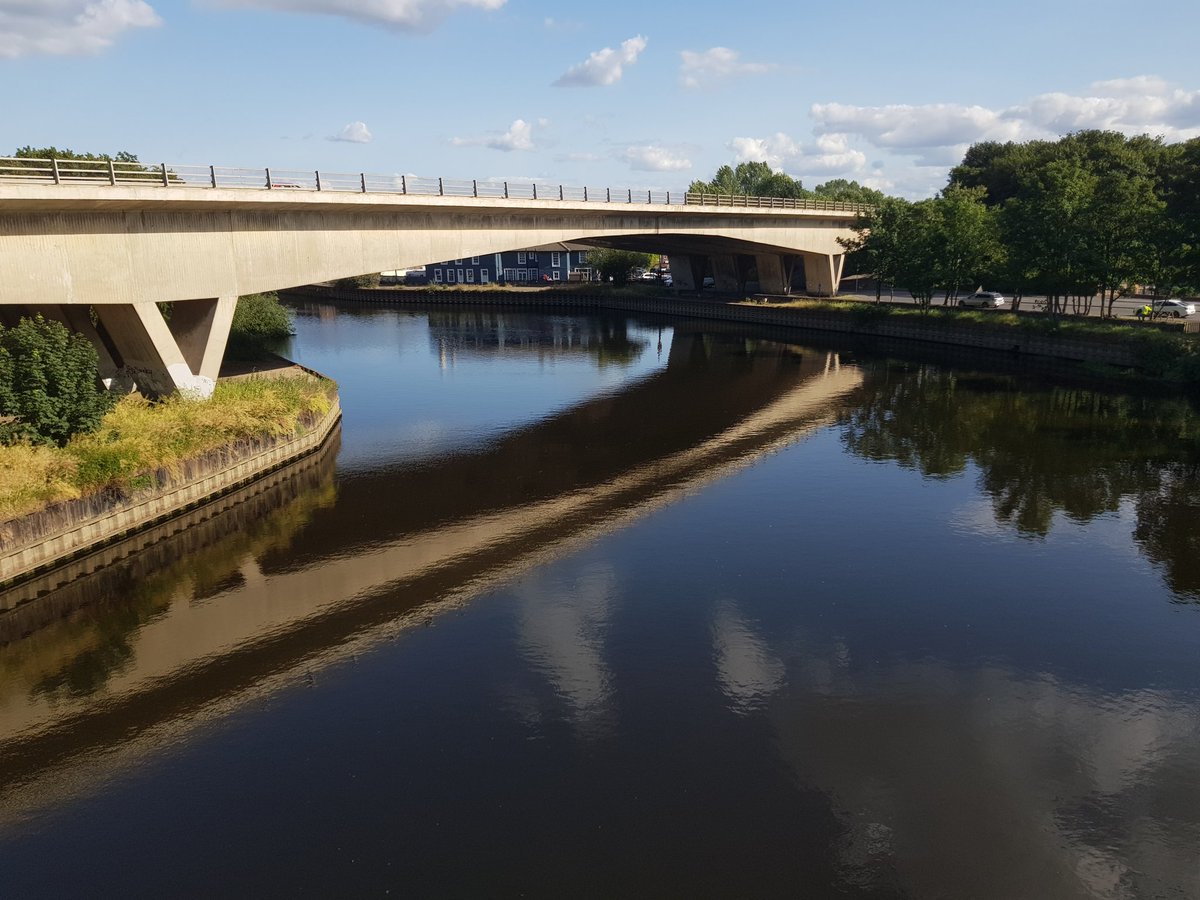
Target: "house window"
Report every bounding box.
[551,251,561,267]
[577,251,588,263]
[434,270,443,283]
[517,252,527,265]
[480,271,489,284]
[447,270,455,283]
[553,271,561,281]
[528,252,538,262]
[466,269,475,283]
[471,256,480,265]
[454,258,463,264]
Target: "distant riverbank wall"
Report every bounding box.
[295,286,1148,370]
[0,392,341,589]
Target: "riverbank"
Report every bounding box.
[289,285,1200,386]
[0,366,340,587]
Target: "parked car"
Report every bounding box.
[1151,298,1196,318]
[702,276,715,288]
[960,291,1007,309]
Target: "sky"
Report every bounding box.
[3,0,1200,198]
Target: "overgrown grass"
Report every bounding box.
[0,376,336,521]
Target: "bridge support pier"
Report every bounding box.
[802,253,845,297]
[712,254,740,293]
[94,300,228,399]
[671,254,707,291]
[755,254,797,295]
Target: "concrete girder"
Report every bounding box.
[0,186,857,308]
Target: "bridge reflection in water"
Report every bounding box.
[0,322,863,808]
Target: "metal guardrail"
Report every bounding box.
[0,157,872,214]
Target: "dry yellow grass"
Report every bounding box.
[0,442,80,520]
[0,376,335,521]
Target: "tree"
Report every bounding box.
[688,161,809,199]
[935,185,1004,305]
[586,249,654,284]
[7,146,159,181]
[0,315,116,446]
[229,293,295,354]
[811,179,887,206]
[839,197,911,301]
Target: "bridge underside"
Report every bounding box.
[0,192,855,396]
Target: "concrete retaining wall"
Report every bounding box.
[0,397,341,587]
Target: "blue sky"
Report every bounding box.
[3,0,1199,197]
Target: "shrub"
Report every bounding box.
[229,292,295,353]
[0,315,115,446]
[334,273,381,289]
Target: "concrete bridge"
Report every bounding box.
[0,159,863,396]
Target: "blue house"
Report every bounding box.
[426,248,596,285]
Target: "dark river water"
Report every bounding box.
[2,302,1200,898]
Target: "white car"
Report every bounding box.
[960,291,1007,309]
[1151,298,1196,318]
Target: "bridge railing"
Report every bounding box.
[0,157,871,214]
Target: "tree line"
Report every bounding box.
[842,131,1200,313]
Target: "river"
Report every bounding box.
[1,301,1198,898]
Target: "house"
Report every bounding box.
[425,248,596,286]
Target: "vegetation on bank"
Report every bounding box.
[0,316,117,447]
[739,298,1200,383]
[841,131,1200,312]
[0,376,336,521]
[229,292,295,354]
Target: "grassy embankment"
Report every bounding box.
[736,297,1200,384]
[0,376,336,522]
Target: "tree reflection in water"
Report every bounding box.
[840,364,1200,600]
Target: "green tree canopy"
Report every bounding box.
[811,179,887,206]
[586,249,654,284]
[0,315,116,446]
[688,161,809,199]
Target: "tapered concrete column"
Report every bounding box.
[94,302,215,398]
[802,253,845,297]
[672,254,706,291]
[169,296,236,381]
[755,254,788,294]
[712,254,740,292]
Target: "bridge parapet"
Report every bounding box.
[0,157,871,215]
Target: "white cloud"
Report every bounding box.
[810,102,1025,150]
[557,151,602,163]
[213,0,505,32]
[810,77,1200,156]
[451,118,535,152]
[729,132,867,177]
[329,121,372,143]
[679,47,771,89]
[0,0,162,59]
[554,35,647,87]
[620,145,691,172]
